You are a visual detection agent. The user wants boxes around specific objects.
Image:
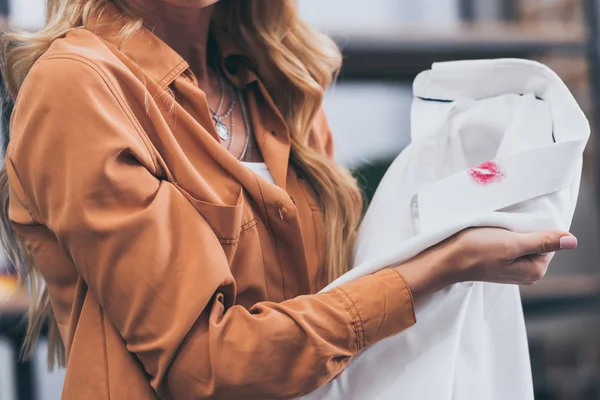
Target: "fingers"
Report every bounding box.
[515,231,577,257]
[509,253,554,285]
[559,235,578,250]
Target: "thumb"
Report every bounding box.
[517,231,578,256]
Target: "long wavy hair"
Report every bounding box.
[0,0,363,368]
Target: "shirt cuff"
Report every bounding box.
[332,268,416,352]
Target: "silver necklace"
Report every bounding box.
[208,75,252,161]
[226,98,235,152]
[209,71,236,141]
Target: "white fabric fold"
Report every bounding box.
[301,59,589,400]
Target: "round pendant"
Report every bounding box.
[216,121,229,141]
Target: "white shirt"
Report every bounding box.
[241,162,275,185]
[301,59,589,400]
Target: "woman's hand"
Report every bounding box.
[393,228,578,301]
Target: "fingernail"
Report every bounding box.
[559,236,578,250]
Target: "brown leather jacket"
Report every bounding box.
[6,5,415,399]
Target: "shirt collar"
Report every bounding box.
[90,3,258,89]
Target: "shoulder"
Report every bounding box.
[14,26,144,116]
[18,28,127,99]
[10,29,141,151]
[37,28,126,77]
[7,31,157,178]
[10,52,117,153]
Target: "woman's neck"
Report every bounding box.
[128,1,216,86]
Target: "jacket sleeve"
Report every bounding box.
[8,57,416,399]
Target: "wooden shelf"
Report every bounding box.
[333,22,587,81]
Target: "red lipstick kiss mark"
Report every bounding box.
[469,161,505,186]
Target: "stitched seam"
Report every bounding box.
[389,268,417,324]
[158,59,189,88]
[173,184,251,240]
[41,54,161,176]
[240,218,258,233]
[332,289,360,353]
[332,289,359,352]
[339,288,366,349]
[215,219,257,243]
[21,199,38,224]
[7,159,41,224]
[252,173,287,299]
[340,289,367,348]
[335,289,361,351]
[216,233,238,242]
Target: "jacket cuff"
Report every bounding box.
[332,268,416,352]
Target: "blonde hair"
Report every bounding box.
[0,0,363,367]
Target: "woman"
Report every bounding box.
[0,0,577,399]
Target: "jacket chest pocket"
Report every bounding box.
[174,184,269,304]
[174,186,256,259]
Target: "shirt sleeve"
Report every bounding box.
[8,56,416,399]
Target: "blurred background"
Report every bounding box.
[1,0,600,399]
